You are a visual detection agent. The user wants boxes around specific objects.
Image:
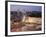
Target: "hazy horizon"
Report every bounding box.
[10,5,42,12]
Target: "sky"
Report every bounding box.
[10,5,42,12]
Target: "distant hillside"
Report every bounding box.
[26,11,41,17]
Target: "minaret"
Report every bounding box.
[21,9,27,22]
